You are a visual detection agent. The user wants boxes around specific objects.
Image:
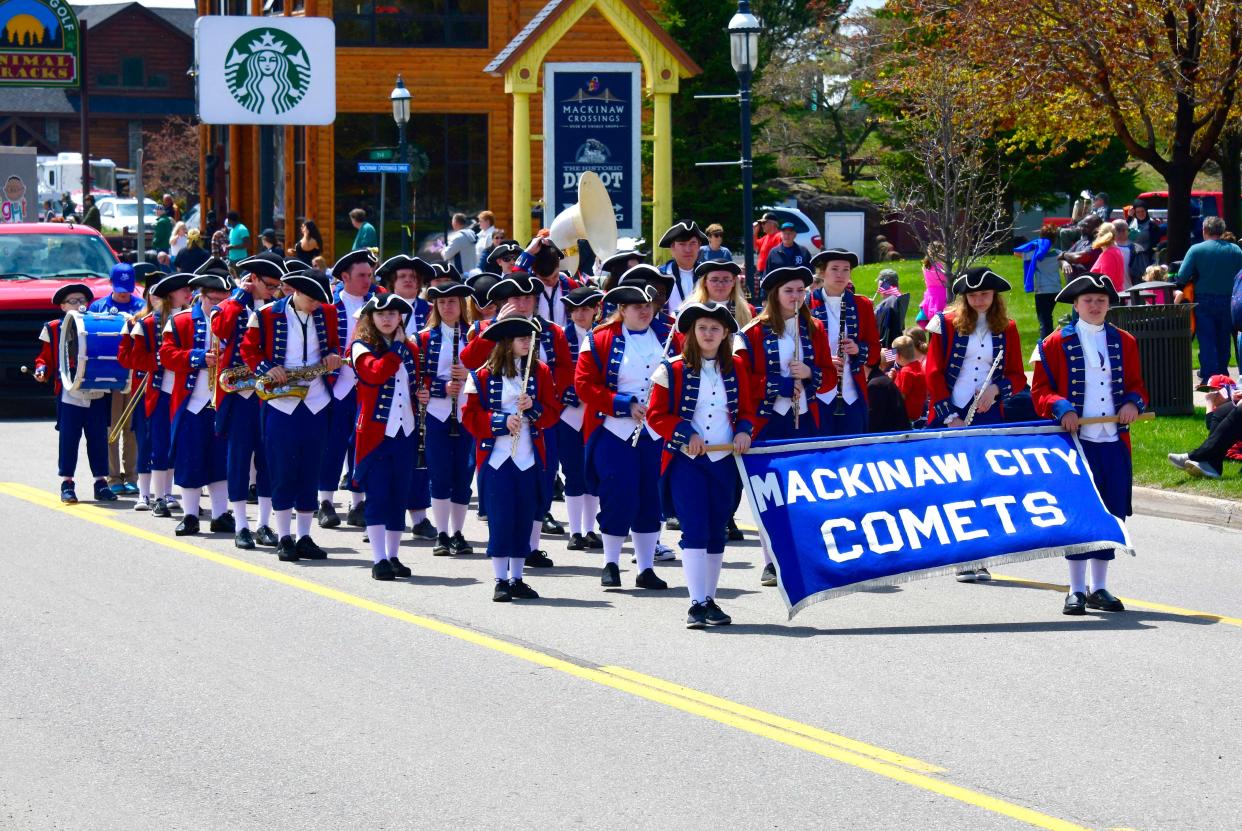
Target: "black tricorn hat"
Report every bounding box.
[148,272,192,299]
[376,254,435,284]
[693,259,741,280]
[486,272,541,304]
[676,300,739,334]
[482,315,541,342]
[358,293,413,317]
[188,272,233,293]
[810,248,858,270]
[52,282,93,306]
[426,281,474,300]
[483,241,523,274]
[194,256,232,278]
[658,220,708,248]
[562,285,604,308]
[238,252,286,282]
[951,266,1011,295]
[331,248,378,279]
[603,283,658,306]
[1055,273,1119,305]
[760,266,813,295]
[429,262,463,283]
[283,269,332,304]
[617,263,674,298]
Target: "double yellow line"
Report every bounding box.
[1,481,1099,830]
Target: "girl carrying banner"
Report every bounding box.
[1032,273,1148,615]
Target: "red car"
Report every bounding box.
[0,222,122,401]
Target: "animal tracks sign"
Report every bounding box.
[195,16,335,125]
[0,0,80,87]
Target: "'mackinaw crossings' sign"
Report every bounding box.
[0,0,80,87]
[195,16,335,126]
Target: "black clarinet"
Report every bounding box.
[448,322,461,437]
[834,311,848,417]
[416,332,428,469]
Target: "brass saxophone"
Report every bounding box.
[255,364,332,400]
[219,365,258,394]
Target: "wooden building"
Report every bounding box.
[195,0,698,258]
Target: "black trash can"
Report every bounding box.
[1106,303,1195,415]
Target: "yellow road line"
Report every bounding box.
[0,481,1095,831]
[991,574,1242,628]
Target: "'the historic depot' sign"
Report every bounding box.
[195,16,335,126]
[0,0,80,87]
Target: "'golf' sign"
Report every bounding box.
[0,0,80,87]
[195,16,335,126]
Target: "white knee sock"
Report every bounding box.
[602,533,624,566]
[1068,560,1088,594]
[408,509,426,526]
[295,510,312,539]
[180,487,201,518]
[529,520,542,552]
[491,557,509,581]
[367,524,387,563]
[154,469,170,498]
[508,556,525,581]
[632,531,658,572]
[1089,559,1109,592]
[565,495,584,535]
[138,472,152,500]
[208,481,228,519]
[682,548,707,603]
[582,494,599,534]
[350,491,364,510]
[451,502,468,535]
[705,552,724,600]
[761,540,773,566]
[231,501,250,531]
[431,498,450,534]
[258,496,272,528]
[317,489,333,504]
[386,530,403,560]
[274,508,292,538]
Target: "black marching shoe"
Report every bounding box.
[389,557,412,578]
[317,500,341,528]
[509,579,539,599]
[151,497,171,517]
[974,567,992,582]
[527,549,554,568]
[210,512,236,534]
[703,598,732,626]
[1063,591,1088,616]
[450,531,473,556]
[234,528,255,549]
[346,501,366,528]
[295,535,328,560]
[60,481,78,504]
[584,531,603,550]
[432,532,452,556]
[254,525,278,547]
[277,535,299,561]
[665,516,681,531]
[635,568,668,590]
[493,580,513,602]
[601,561,621,589]
[956,569,978,583]
[371,559,396,581]
[1086,589,1125,612]
[760,563,778,587]
[541,512,565,535]
[410,518,437,540]
[726,518,744,542]
[247,483,258,505]
[175,514,200,536]
[566,533,587,551]
[686,601,707,629]
[94,480,118,502]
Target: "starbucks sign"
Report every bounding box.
[195,16,335,126]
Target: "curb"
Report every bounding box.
[1133,486,1242,530]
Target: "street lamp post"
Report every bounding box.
[390,75,412,255]
[729,3,762,298]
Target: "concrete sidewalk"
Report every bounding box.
[1134,485,1242,530]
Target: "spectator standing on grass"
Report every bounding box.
[1060,215,1104,277]
[350,208,377,251]
[1174,216,1242,381]
[1015,226,1064,340]
[916,242,948,327]
[701,223,732,262]
[754,212,781,273]
[1091,222,1126,294]
[1129,199,1162,272]
[1112,220,1134,286]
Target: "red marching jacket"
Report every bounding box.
[351,337,422,474]
[158,305,215,426]
[809,290,881,403]
[646,355,755,472]
[124,314,168,417]
[34,319,63,395]
[239,296,341,377]
[461,362,562,470]
[736,314,836,437]
[573,319,687,440]
[924,312,1027,425]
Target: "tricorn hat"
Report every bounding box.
[676,301,739,335]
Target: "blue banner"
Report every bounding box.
[544,64,640,236]
[737,425,1133,617]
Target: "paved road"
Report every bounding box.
[1,416,1239,831]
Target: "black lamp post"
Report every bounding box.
[390,75,412,255]
[729,3,762,298]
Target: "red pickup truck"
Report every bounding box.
[0,222,120,402]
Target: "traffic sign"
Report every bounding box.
[357,162,410,174]
[367,147,396,161]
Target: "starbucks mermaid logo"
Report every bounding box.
[224,29,310,116]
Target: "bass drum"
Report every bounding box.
[59,309,132,395]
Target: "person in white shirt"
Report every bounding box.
[442,212,479,276]
[474,210,497,262]
[559,285,604,552]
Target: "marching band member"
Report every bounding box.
[118,273,166,510]
[34,283,116,504]
[377,254,434,336]
[687,260,754,327]
[808,249,880,436]
[415,279,476,557]
[479,241,522,278]
[597,250,646,319]
[657,220,708,312]
[462,316,561,601]
[350,293,421,581]
[241,268,342,561]
[159,272,233,536]
[213,253,283,549]
[736,265,835,587]
[575,281,675,591]
[318,249,379,529]
[1032,273,1148,615]
[924,266,1028,583]
[560,285,604,551]
[520,235,579,327]
[647,301,755,628]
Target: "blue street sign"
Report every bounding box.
[357,162,410,174]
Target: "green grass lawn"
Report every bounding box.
[850,256,1242,498]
